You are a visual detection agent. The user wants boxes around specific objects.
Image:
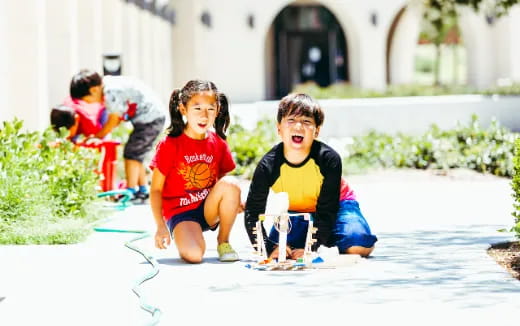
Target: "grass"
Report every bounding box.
[0,202,108,245]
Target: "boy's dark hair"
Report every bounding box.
[167,79,230,140]
[70,69,102,99]
[277,93,324,127]
[50,105,76,132]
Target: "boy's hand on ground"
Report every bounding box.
[289,249,305,259]
[269,247,304,260]
[269,246,292,260]
[154,226,171,249]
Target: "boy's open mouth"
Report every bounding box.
[292,135,304,144]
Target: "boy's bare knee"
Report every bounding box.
[345,246,374,257]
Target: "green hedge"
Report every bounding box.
[0,119,106,244]
[511,138,520,238]
[343,115,517,178]
[228,117,277,178]
[293,81,520,99]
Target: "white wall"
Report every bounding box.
[0,1,174,131]
[45,0,77,108]
[77,0,103,73]
[184,0,408,99]
[0,0,9,124]
[171,0,196,90]
[495,6,520,84]
[102,0,124,55]
[171,0,265,101]
[388,3,423,85]
[230,96,520,138]
[2,0,48,131]
[509,7,520,82]
[459,8,497,89]
[2,0,520,131]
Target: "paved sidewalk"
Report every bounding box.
[1,170,519,325]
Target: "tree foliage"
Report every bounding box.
[420,0,518,86]
[454,0,519,17]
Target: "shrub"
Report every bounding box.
[0,119,105,244]
[292,81,520,99]
[228,117,277,178]
[415,55,433,73]
[511,138,520,238]
[343,115,518,177]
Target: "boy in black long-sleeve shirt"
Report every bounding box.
[244,93,377,259]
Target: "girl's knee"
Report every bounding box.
[177,241,205,263]
[217,176,241,196]
[179,248,204,263]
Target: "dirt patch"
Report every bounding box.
[488,241,520,281]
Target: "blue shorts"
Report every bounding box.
[166,201,218,233]
[268,200,377,253]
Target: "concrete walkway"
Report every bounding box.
[1,169,519,325]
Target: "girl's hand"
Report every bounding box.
[83,137,103,146]
[154,225,171,249]
[237,201,245,214]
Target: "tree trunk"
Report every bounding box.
[452,43,458,85]
[434,42,441,86]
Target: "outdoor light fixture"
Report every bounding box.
[103,53,122,76]
[370,11,378,26]
[201,11,212,28]
[485,13,495,25]
[247,14,255,29]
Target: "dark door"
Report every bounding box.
[274,6,348,98]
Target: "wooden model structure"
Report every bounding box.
[247,193,362,271]
[252,212,318,270]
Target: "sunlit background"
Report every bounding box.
[1,0,519,131]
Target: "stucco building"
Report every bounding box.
[1,0,519,130]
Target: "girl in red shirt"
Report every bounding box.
[150,80,241,263]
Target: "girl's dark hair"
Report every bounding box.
[70,69,102,99]
[50,105,76,132]
[167,79,230,139]
[277,93,324,127]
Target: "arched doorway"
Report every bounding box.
[386,3,467,87]
[270,5,349,99]
[386,5,422,85]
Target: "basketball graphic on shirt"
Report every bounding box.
[187,162,213,188]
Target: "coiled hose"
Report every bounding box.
[95,190,162,325]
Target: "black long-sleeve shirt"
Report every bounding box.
[244,140,342,253]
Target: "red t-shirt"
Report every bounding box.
[150,132,236,221]
[63,97,106,136]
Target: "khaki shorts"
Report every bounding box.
[123,117,165,162]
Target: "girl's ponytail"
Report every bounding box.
[167,88,185,137]
[214,93,230,140]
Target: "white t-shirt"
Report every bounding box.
[103,76,166,124]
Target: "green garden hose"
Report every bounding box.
[95,189,162,325]
[94,227,161,326]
